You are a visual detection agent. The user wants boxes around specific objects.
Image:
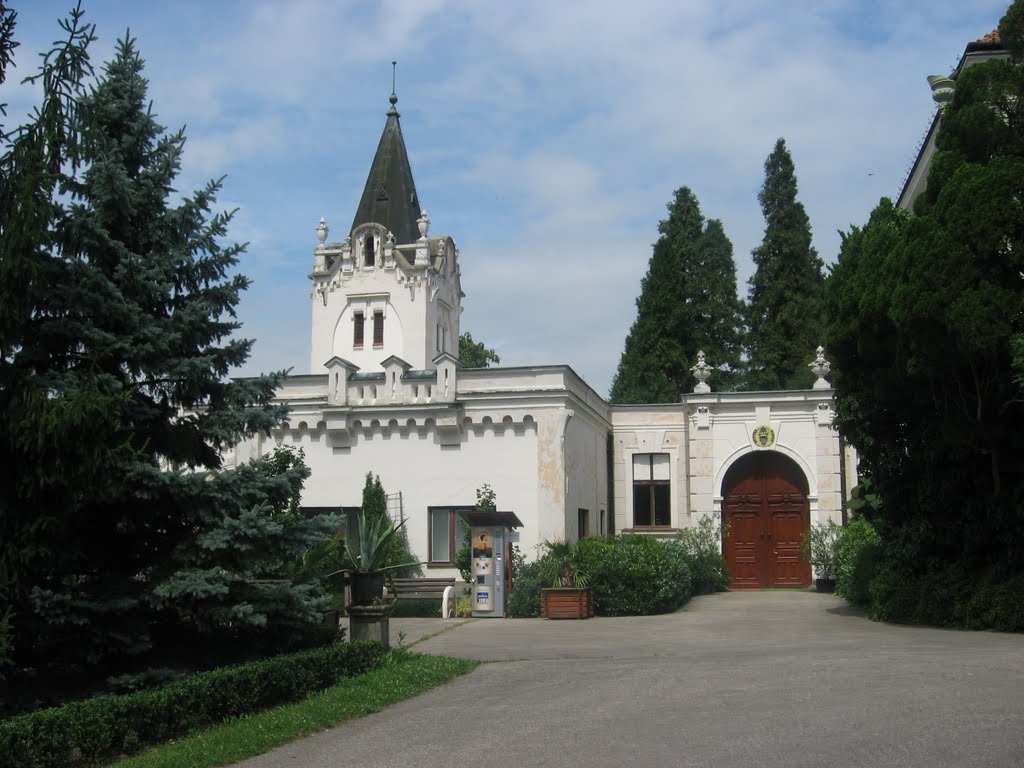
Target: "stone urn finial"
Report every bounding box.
[417,211,430,239]
[316,217,329,245]
[810,345,831,389]
[691,350,712,394]
[928,75,955,108]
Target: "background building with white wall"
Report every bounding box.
[226,91,856,588]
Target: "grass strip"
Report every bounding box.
[110,651,477,768]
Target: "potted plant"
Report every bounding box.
[539,540,594,619]
[343,509,420,605]
[800,519,841,593]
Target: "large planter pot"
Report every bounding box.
[540,587,594,619]
[350,572,386,606]
[815,578,836,594]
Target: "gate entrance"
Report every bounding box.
[722,452,810,589]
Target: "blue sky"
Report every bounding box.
[3,0,1009,397]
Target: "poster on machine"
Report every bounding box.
[472,530,494,576]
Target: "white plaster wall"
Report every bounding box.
[327,298,405,371]
[609,406,689,533]
[311,263,433,372]
[251,411,542,580]
[563,412,609,542]
[609,393,850,534]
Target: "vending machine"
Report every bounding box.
[470,526,504,616]
[462,510,522,618]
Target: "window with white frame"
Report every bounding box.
[633,453,670,527]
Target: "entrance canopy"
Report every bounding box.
[458,510,524,530]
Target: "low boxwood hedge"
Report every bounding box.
[0,640,386,768]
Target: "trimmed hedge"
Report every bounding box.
[586,536,692,616]
[0,640,386,768]
[867,562,1024,632]
[507,536,693,618]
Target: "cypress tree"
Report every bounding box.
[745,138,826,390]
[359,472,420,577]
[610,187,743,403]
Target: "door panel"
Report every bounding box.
[723,453,810,589]
[723,506,764,588]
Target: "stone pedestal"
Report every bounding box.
[347,603,395,648]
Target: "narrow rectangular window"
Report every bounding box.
[364,235,375,267]
[373,310,384,347]
[428,507,470,566]
[632,453,671,528]
[578,508,590,539]
[353,312,364,348]
[341,507,360,542]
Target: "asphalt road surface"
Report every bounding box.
[232,591,1024,768]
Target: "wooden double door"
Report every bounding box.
[722,452,810,589]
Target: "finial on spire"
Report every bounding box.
[388,60,399,115]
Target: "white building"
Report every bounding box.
[227,90,856,589]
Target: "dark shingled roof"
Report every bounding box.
[350,95,421,245]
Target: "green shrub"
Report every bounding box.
[957,573,1024,631]
[867,559,1024,632]
[676,514,729,590]
[588,536,692,616]
[506,548,556,618]
[0,641,385,768]
[834,515,881,604]
[507,536,693,618]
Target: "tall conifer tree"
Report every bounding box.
[745,138,826,390]
[610,187,743,403]
[1,31,335,696]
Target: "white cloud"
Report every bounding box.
[7,0,1011,395]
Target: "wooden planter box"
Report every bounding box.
[540,587,594,619]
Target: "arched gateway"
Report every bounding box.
[722,451,811,589]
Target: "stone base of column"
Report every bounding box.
[347,603,395,648]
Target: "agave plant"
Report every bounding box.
[344,509,420,574]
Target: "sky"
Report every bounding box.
[3,0,1010,397]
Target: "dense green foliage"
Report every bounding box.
[611,187,743,402]
[833,514,882,605]
[799,519,841,581]
[0,16,336,708]
[826,2,1024,630]
[111,651,478,768]
[507,536,693,617]
[676,514,729,590]
[458,331,500,368]
[745,139,826,390]
[349,473,420,576]
[0,641,386,768]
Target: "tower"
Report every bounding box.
[310,90,462,374]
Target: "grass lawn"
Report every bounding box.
[110,651,477,768]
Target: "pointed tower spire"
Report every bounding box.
[351,63,421,245]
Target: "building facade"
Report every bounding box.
[226,91,857,588]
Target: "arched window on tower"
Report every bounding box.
[364,235,375,267]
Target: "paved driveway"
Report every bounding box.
[234,591,1024,768]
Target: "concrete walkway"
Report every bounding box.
[235,592,1024,768]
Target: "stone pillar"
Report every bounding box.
[347,604,395,648]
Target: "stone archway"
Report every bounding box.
[721,451,810,589]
